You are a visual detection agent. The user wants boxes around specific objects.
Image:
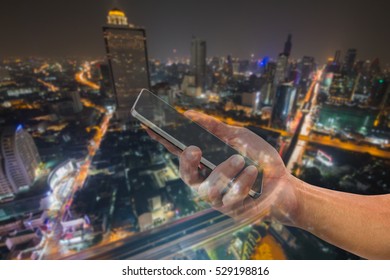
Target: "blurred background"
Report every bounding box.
[0,0,389,260]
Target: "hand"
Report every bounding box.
[146,110,300,224]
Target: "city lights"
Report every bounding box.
[0,1,389,263]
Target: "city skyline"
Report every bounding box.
[1,0,390,64]
[1,1,390,261]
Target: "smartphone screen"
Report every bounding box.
[131,89,263,198]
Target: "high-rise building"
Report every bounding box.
[343,48,357,75]
[274,54,288,85]
[328,73,353,104]
[265,61,277,81]
[0,125,41,201]
[283,34,292,57]
[273,34,292,86]
[190,37,207,93]
[300,56,315,83]
[99,63,113,98]
[333,50,341,64]
[271,83,297,129]
[0,153,14,202]
[260,81,273,106]
[103,7,150,124]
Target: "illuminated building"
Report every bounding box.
[190,37,207,94]
[328,73,353,103]
[225,54,233,76]
[260,81,273,106]
[273,34,293,86]
[242,92,262,113]
[300,56,315,83]
[327,50,342,73]
[0,66,11,83]
[0,126,41,199]
[265,61,276,82]
[271,83,297,129]
[107,8,128,26]
[181,75,197,96]
[99,63,113,97]
[103,8,150,125]
[0,153,14,202]
[317,103,378,134]
[273,54,288,85]
[370,78,388,107]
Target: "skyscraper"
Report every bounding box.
[328,73,352,103]
[190,37,207,94]
[343,48,357,75]
[328,50,342,73]
[103,8,150,124]
[271,83,297,129]
[0,153,13,202]
[283,34,292,57]
[274,34,293,86]
[334,50,341,64]
[300,56,315,83]
[0,125,41,201]
[274,54,288,85]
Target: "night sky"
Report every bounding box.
[1,0,390,64]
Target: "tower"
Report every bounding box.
[107,8,128,26]
[190,37,207,93]
[283,34,292,57]
[103,7,150,125]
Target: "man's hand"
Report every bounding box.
[146,110,299,223]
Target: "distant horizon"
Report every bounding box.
[1,1,390,65]
[1,50,389,67]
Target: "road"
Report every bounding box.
[61,208,266,260]
[41,89,111,259]
[300,134,390,159]
[36,78,59,92]
[286,69,322,170]
[75,61,100,90]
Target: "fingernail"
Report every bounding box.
[211,200,223,207]
[185,146,200,160]
[246,165,258,176]
[230,154,244,168]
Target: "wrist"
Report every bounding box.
[269,173,306,227]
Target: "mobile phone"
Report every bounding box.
[131,89,263,199]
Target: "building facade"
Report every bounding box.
[103,8,150,125]
[271,83,297,129]
[0,125,41,201]
[190,37,207,93]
